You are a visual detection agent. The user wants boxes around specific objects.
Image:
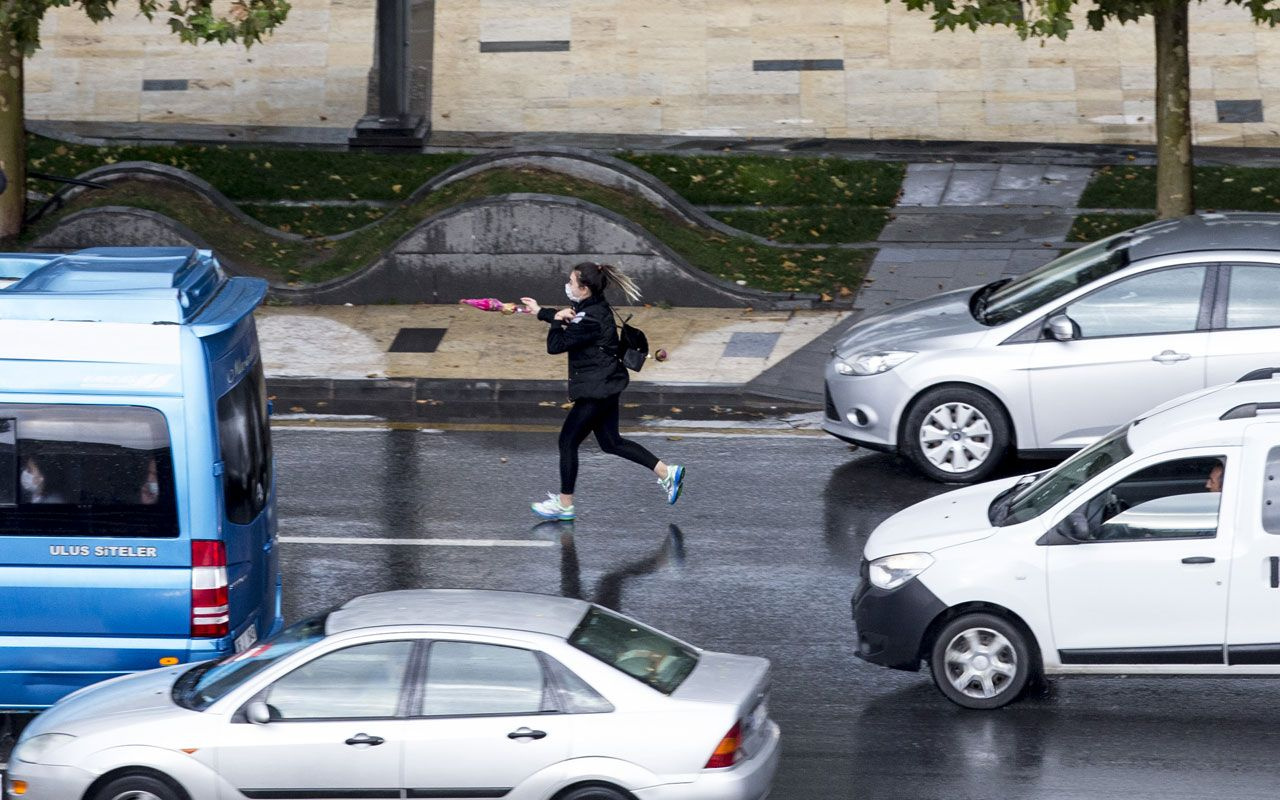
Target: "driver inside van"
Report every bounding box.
[1205,461,1224,493]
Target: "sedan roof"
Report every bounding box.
[324,589,591,639]
[1126,213,1280,261]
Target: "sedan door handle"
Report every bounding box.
[1181,556,1215,564]
[1152,350,1192,364]
[507,728,547,741]
[344,733,385,747]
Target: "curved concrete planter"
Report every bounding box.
[29,148,844,309]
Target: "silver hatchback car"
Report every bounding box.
[7,590,779,800]
[825,213,1280,482]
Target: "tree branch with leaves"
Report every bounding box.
[894,0,1280,218]
[0,0,290,238]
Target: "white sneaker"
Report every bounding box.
[531,492,576,520]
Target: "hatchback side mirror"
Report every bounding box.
[246,701,272,725]
[1046,314,1077,342]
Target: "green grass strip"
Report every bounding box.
[709,206,889,244]
[1079,165,1280,211]
[1067,213,1159,242]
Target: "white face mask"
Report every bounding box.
[565,282,580,302]
[145,481,160,497]
[20,470,39,494]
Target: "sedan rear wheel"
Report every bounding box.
[903,387,1010,483]
[559,785,631,800]
[929,613,1033,710]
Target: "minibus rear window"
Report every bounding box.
[217,360,273,525]
[0,405,178,537]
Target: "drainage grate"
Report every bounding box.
[388,328,446,353]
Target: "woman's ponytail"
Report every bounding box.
[573,262,643,304]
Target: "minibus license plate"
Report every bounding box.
[234,627,259,653]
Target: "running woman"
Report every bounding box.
[521,262,685,521]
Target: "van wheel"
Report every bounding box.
[92,774,183,800]
[929,613,1032,710]
[902,386,1009,483]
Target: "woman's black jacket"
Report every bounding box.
[538,294,629,400]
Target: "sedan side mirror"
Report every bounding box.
[246,701,272,725]
[1046,314,1077,342]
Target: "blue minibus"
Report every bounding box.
[0,246,282,709]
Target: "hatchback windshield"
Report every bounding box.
[569,606,699,694]
[975,236,1131,326]
[173,614,327,711]
[992,425,1133,526]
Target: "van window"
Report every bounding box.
[1264,447,1280,535]
[0,405,178,537]
[1062,456,1224,542]
[217,360,272,525]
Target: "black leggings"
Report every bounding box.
[559,393,659,495]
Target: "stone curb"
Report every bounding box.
[266,376,821,424]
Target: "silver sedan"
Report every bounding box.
[824,213,1280,482]
[6,590,779,800]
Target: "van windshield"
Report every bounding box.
[974,237,1131,326]
[173,614,328,711]
[991,426,1133,526]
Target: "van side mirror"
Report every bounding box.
[1046,314,1077,342]
[246,701,272,725]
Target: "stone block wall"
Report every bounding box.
[25,0,374,127]
[22,0,1280,145]
[433,0,1280,146]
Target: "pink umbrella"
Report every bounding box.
[459,298,530,314]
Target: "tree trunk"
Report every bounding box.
[0,28,23,240]
[1154,0,1194,218]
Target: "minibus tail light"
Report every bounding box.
[705,721,741,769]
[191,540,229,638]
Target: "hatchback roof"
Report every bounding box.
[1124,213,1280,261]
[325,589,591,639]
[1129,375,1280,453]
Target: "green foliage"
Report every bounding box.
[893,0,1280,40]
[3,0,291,55]
[1080,165,1280,210]
[1067,212,1157,242]
[26,135,471,200]
[619,153,904,207]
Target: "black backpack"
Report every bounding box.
[611,312,649,372]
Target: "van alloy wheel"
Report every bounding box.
[918,402,992,474]
[942,627,1017,700]
[109,793,164,800]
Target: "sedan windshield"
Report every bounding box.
[569,606,699,695]
[173,614,328,711]
[975,236,1131,326]
[991,425,1133,526]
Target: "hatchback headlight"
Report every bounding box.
[836,350,916,376]
[868,552,934,590]
[13,733,76,765]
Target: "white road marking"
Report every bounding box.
[272,419,824,438]
[280,536,555,548]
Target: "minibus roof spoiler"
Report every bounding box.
[0,247,266,333]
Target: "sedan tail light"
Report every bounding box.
[704,721,741,769]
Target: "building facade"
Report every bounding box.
[25,0,1280,146]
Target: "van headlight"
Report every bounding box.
[868,552,934,590]
[13,733,76,765]
[835,350,916,376]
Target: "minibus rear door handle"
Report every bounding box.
[1181,556,1214,564]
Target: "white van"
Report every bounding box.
[852,372,1280,708]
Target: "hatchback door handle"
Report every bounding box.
[345,733,385,746]
[507,728,547,740]
[1152,350,1191,364]
[1182,556,1215,564]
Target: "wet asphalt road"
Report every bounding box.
[272,423,1280,800]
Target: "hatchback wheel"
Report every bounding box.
[903,387,1009,483]
[929,613,1033,710]
[93,774,182,800]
